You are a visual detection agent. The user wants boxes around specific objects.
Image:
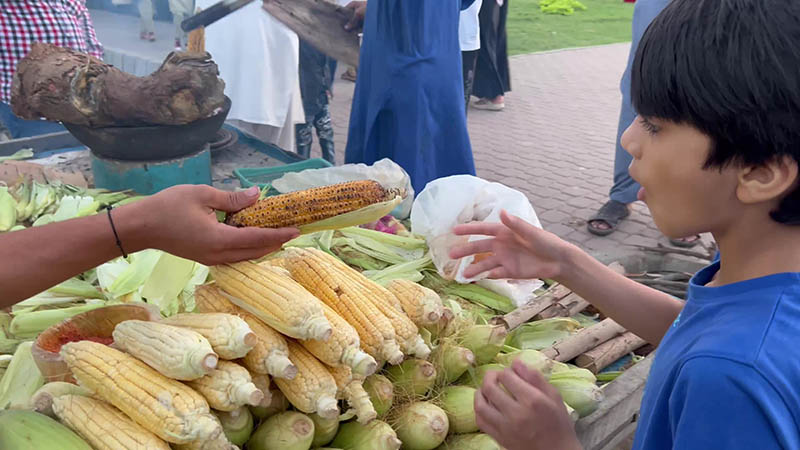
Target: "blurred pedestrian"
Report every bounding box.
[473,0,510,111]
[296,40,335,163]
[460,0,483,113]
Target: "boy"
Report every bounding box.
[449,0,800,448]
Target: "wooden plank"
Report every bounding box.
[262,0,361,68]
[537,291,590,319]
[541,318,626,362]
[575,354,654,450]
[576,332,648,373]
[490,284,572,331]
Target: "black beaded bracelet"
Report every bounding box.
[106,205,128,258]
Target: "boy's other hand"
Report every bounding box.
[449,210,573,281]
[476,360,581,450]
[344,1,367,31]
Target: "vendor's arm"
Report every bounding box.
[0,185,298,307]
[660,357,795,449]
[450,210,684,345]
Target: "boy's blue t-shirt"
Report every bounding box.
[632,261,800,449]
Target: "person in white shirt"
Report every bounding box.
[460,0,483,114]
[196,0,304,152]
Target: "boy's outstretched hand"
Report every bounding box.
[450,210,573,281]
[476,360,581,450]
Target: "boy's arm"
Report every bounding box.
[0,185,298,308]
[451,211,684,345]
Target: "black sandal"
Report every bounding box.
[587,200,630,236]
[669,235,701,248]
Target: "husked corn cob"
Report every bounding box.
[192,285,297,380]
[172,417,238,450]
[60,341,220,444]
[250,373,274,407]
[186,361,264,412]
[241,314,297,379]
[301,303,378,378]
[283,247,404,365]
[328,365,378,424]
[160,313,257,360]
[226,180,394,228]
[211,262,332,341]
[386,280,444,327]
[113,320,218,380]
[51,395,170,450]
[274,340,340,420]
[312,248,431,359]
[31,381,93,418]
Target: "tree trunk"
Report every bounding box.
[11,43,226,128]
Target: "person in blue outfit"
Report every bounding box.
[343,0,477,195]
[448,0,800,448]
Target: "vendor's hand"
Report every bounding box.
[449,210,573,281]
[476,360,581,450]
[344,1,367,31]
[129,185,299,265]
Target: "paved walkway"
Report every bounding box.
[89,10,669,252]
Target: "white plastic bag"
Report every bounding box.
[410,175,543,305]
[271,158,414,219]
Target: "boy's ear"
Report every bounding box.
[736,155,799,205]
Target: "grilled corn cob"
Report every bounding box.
[283,247,404,365]
[193,285,297,380]
[186,360,264,412]
[160,313,257,360]
[211,262,332,341]
[112,320,218,380]
[51,395,170,450]
[328,365,378,424]
[301,303,377,378]
[274,340,340,420]
[386,280,444,327]
[304,248,430,359]
[60,341,220,444]
[226,180,394,228]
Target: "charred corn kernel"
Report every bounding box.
[328,365,377,424]
[211,262,332,341]
[241,314,297,380]
[60,341,220,444]
[52,395,170,450]
[160,313,257,360]
[226,180,393,228]
[386,280,444,327]
[112,320,218,380]
[283,247,404,365]
[186,361,264,412]
[301,303,377,378]
[317,249,430,359]
[274,340,339,420]
[192,285,297,380]
[250,373,274,407]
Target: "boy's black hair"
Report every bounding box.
[631,0,800,224]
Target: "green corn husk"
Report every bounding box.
[391,401,449,450]
[548,373,603,418]
[0,410,91,449]
[457,364,505,388]
[0,148,34,162]
[435,433,502,450]
[459,325,508,366]
[597,371,623,383]
[217,406,254,446]
[331,420,401,450]
[0,187,17,231]
[363,375,394,417]
[438,386,478,434]
[505,318,582,351]
[495,349,555,376]
[0,341,44,409]
[364,255,433,286]
[0,355,11,369]
[564,402,580,422]
[332,246,390,271]
[247,411,315,450]
[310,412,340,447]
[31,382,92,418]
[421,273,515,314]
[250,388,290,421]
[44,278,104,299]
[9,303,105,339]
[431,341,476,386]
[550,364,597,383]
[339,227,427,250]
[384,359,437,398]
[298,196,403,235]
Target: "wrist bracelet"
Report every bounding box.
[106,205,128,258]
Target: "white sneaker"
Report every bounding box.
[472,98,504,111]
